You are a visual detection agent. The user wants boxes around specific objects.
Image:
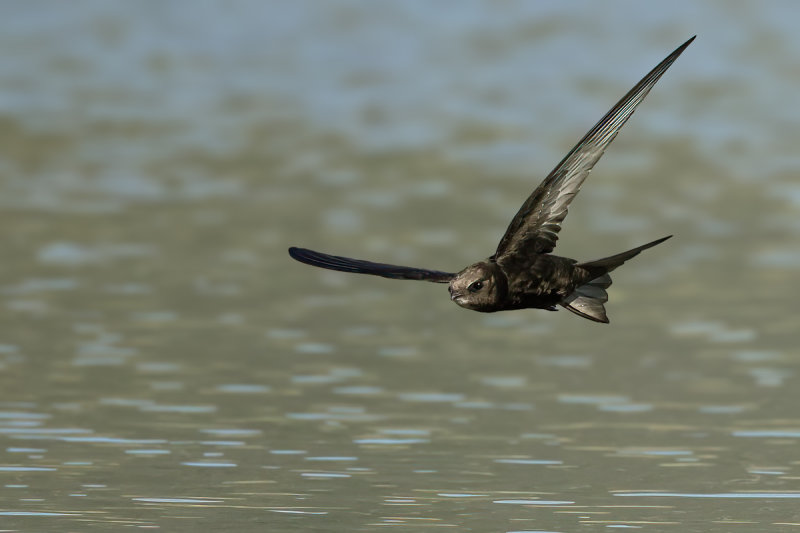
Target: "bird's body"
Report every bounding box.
[443,234,670,320]
[449,255,573,313]
[289,37,694,323]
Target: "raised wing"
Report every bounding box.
[494,36,694,259]
[288,247,455,283]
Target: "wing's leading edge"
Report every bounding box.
[288,247,455,283]
[494,36,694,259]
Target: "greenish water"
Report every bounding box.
[0,2,800,531]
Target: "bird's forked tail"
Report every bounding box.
[560,235,671,323]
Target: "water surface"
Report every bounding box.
[1,2,800,531]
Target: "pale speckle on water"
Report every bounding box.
[558,394,630,405]
[215,384,271,394]
[377,346,418,358]
[597,403,653,413]
[397,392,465,403]
[293,342,335,354]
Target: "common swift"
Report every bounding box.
[289,37,693,323]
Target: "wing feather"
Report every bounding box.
[288,247,455,283]
[495,36,694,259]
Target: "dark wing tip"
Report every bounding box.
[667,36,695,63]
[288,246,306,261]
[288,246,338,269]
[288,246,315,265]
[645,235,673,250]
[288,246,354,270]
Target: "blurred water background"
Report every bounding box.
[0,1,800,531]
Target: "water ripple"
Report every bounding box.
[615,492,800,499]
[0,466,56,471]
[133,497,224,504]
[181,462,237,468]
[494,499,574,505]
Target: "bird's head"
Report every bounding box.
[448,262,506,312]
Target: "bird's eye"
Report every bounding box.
[468,280,484,292]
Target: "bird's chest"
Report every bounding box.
[501,255,578,307]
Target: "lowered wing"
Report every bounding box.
[288,247,455,283]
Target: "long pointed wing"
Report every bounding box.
[288,247,455,283]
[494,36,694,259]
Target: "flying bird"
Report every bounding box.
[289,37,693,323]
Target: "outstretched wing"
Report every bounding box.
[288,247,455,283]
[494,36,694,259]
